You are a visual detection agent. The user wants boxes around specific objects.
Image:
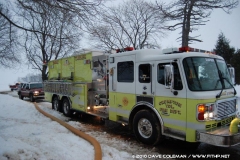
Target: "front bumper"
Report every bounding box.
[196,125,240,147]
[33,95,45,99]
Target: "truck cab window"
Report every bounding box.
[183,57,232,91]
[139,64,150,83]
[117,61,134,82]
[157,62,183,90]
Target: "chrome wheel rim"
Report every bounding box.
[138,118,152,138]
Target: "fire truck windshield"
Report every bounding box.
[183,57,232,91]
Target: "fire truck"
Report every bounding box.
[44,47,240,147]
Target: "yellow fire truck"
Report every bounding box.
[44,47,240,147]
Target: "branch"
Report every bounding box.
[188,38,203,42]
[0,10,66,39]
[0,11,45,34]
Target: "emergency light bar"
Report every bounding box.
[179,46,215,54]
[116,47,134,53]
[162,46,215,54]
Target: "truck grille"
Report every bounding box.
[217,99,236,118]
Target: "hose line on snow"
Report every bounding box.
[34,103,102,160]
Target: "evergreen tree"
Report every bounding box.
[232,49,240,85]
[214,32,235,64]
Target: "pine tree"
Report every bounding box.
[214,32,235,64]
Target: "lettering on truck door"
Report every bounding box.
[155,61,187,140]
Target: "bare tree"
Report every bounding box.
[153,0,239,47]
[0,0,104,35]
[0,4,20,68]
[88,0,167,50]
[0,0,104,79]
[16,0,104,29]
[16,1,83,81]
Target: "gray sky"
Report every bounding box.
[0,1,239,91]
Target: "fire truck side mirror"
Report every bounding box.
[227,66,236,85]
[164,64,174,89]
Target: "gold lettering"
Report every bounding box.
[166,105,174,109]
[53,60,58,64]
[170,109,181,115]
[170,110,176,114]
[75,55,86,60]
[160,108,168,113]
[159,100,182,108]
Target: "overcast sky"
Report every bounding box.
[0,0,239,91]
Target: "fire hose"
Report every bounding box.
[34,103,102,160]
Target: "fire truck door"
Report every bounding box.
[108,54,136,121]
[155,61,187,138]
[136,63,153,96]
[109,55,135,94]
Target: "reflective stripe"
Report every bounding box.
[163,117,205,130]
[163,117,186,128]
[187,122,205,130]
[109,107,130,117]
[110,107,206,130]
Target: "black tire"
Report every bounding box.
[62,98,72,117]
[52,96,61,111]
[30,94,35,102]
[133,109,162,145]
[19,93,23,100]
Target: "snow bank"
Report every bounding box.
[0,94,94,160]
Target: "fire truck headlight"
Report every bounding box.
[209,112,213,118]
[203,112,213,120]
[204,112,208,119]
[197,103,215,121]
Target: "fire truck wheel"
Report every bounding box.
[52,96,60,111]
[62,98,72,117]
[133,110,162,145]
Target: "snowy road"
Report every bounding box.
[1,91,240,160]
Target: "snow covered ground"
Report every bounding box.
[0,86,240,160]
[0,93,135,160]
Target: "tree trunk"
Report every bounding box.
[42,65,48,81]
[182,1,194,47]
